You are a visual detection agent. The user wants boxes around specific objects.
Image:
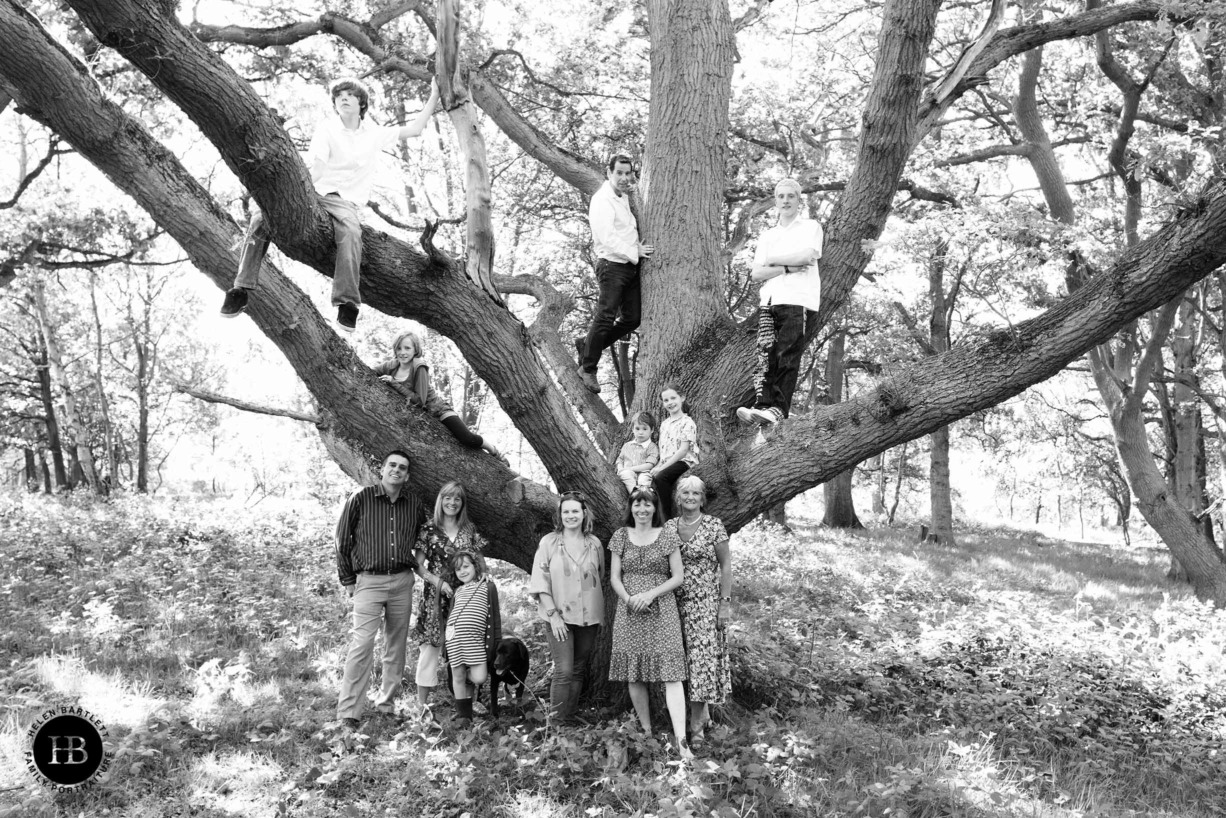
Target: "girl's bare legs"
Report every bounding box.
[627,682,651,731]
[450,666,469,699]
[665,681,692,758]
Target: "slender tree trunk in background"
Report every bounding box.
[135,332,150,492]
[871,452,886,516]
[764,502,789,529]
[38,450,51,493]
[34,337,69,490]
[89,270,118,492]
[1168,292,1211,579]
[23,448,37,491]
[888,442,907,525]
[929,425,954,541]
[30,279,102,494]
[822,330,862,528]
[927,244,956,544]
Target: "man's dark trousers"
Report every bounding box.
[756,304,815,417]
[581,259,640,373]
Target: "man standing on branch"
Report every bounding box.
[737,179,824,425]
[578,154,654,393]
[334,449,424,730]
[220,77,441,332]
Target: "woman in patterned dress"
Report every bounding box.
[413,481,488,707]
[668,475,732,746]
[608,487,691,758]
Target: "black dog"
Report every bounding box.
[446,634,530,720]
[490,635,531,716]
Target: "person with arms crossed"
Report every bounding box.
[737,178,823,425]
[334,449,425,730]
[221,77,440,332]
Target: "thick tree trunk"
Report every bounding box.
[639,0,736,390]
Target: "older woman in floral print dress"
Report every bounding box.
[667,475,732,746]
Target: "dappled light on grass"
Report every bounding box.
[503,791,577,818]
[0,715,29,790]
[2,495,1224,817]
[33,655,165,730]
[186,657,285,728]
[187,751,283,816]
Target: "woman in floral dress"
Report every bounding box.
[667,475,732,746]
[413,481,488,708]
[608,487,691,758]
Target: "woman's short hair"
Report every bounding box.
[432,480,472,530]
[774,178,802,198]
[623,487,664,528]
[554,491,595,535]
[674,474,707,513]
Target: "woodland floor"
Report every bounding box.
[0,492,1223,818]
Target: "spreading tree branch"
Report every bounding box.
[174,383,322,424]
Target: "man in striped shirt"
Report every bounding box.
[335,449,424,727]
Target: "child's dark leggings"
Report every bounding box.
[652,462,690,520]
[442,415,484,449]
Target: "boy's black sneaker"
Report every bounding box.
[220,287,248,317]
[337,303,359,333]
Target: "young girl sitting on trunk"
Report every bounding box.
[376,331,507,464]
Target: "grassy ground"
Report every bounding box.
[1,492,1223,817]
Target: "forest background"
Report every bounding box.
[3,0,1226,816]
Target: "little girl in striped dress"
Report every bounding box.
[445,550,501,726]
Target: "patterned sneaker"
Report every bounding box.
[219,287,248,317]
[336,303,359,333]
[739,407,777,425]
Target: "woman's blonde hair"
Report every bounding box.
[432,481,473,530]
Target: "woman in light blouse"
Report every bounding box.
[528,491,605,723]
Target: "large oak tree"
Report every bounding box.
[2,0,1225,601]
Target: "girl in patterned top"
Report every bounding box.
[444,550,501,727]
[649,384,699,519]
